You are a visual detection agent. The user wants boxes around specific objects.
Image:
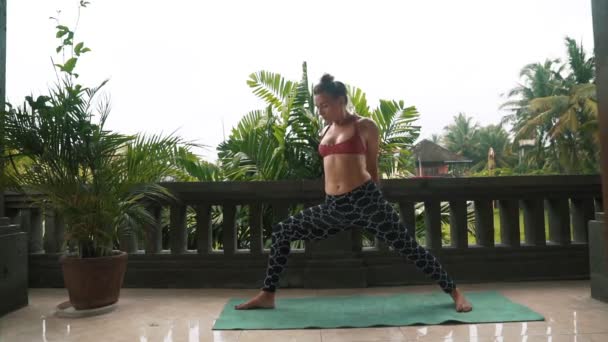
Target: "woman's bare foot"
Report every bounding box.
[450,288,473,312]
[234,291,276,310]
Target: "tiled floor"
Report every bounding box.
[1,280,607,341]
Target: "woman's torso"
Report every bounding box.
[318,116,372,195]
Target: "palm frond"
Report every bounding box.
[347,86,371,117]
[247,71,295,112]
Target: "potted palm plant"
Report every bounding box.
[2,1,187,310]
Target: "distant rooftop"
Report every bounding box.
[412,139,472,163]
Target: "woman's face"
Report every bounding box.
[314,93,345,123]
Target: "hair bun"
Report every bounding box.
[313,73,347,102]
[320,73,335,84]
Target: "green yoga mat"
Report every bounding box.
[213,291,544,330]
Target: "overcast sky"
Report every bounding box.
[6,0,595,161]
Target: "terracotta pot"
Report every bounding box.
[60,251,128,310]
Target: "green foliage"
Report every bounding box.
[439,37,598,177]
[443,113,479,159]
[502,36,598,174]
[218,63,323,181]
[2,1,192,257]
[218,62,420,182]
[440,114,515,174]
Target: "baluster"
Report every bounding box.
[571,198,595,243]
[474,200,494,247]
[546,198,571,245]
[248,203,264,255]
[449,200,468,248]
[498,200,520,247]
[29,208,43,254]
[399,201,417,243]
[222,203,237,255]
[119,221,139,254]
[55,213,66,252]
[144,206,163,254]
[272,202,289,223]
[522,199,546,246]
[17,209,32,253]
[170,204,187,254]
[196,203,212,255]
[424,201,442,250]
[43,209,58,253]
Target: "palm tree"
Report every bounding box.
[175,148,223,182]
[218,62,421,181]
[501,59,567,125]
[471,125,514,171]
[563,37,595,85]
[511,37,598,173]
[501,59,566,170]
[443,113,479,160]
[218,63,323,181]
[522,89,598,173]
[347,86,420,178]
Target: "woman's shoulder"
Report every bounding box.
[354,116,378,133]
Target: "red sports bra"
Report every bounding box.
[318,122,367,158]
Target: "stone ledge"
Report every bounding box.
[28,245,590,289]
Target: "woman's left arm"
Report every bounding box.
[362,119,380,183]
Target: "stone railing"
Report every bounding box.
[4,175,601,288]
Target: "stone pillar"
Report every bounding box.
[589,213,608,302]
[0,0,7,218]
[592,0,608,259]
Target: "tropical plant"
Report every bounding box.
[443,113,479,160]
[502,37,598,174]
[470,124,515,171]
[348,87,420,178]
[218,62,421,181]
[2,1,190,257]
[217,64,322,181]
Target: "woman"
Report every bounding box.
[235,74,472,312]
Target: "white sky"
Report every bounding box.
[6,0,594,161]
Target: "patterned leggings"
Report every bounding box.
[262,180,456,294]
